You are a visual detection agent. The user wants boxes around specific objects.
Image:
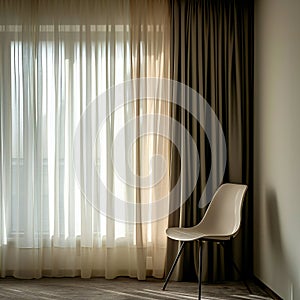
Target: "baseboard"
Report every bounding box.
[253,277,283,300]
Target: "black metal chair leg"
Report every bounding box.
[221,241,252,294]
[198,240,203,300]
[231,258,252,294]
[162,241,185,290]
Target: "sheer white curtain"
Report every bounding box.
[0,0,170,279]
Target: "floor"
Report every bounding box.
[0,277,273,300]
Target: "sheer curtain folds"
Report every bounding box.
[0,0,170,279]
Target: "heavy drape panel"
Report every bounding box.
[166,0,253,282]
[0,0,171,279]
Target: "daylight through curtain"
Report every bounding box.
[0,0,171,279]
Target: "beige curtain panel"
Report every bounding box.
[0,0,171,279]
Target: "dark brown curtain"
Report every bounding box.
[166,0,254,282]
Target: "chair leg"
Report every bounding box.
[198,240,203,300]
[221,241,252,294]
[231,258,252,294]
[162,241,185,291]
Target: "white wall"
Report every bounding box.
[254,0,300,299]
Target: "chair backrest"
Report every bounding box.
[197,183,248,238]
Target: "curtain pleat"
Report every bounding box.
[167,0,253,282]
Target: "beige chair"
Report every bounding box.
[162,183,248,299]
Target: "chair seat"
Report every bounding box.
[166,226,232,242]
